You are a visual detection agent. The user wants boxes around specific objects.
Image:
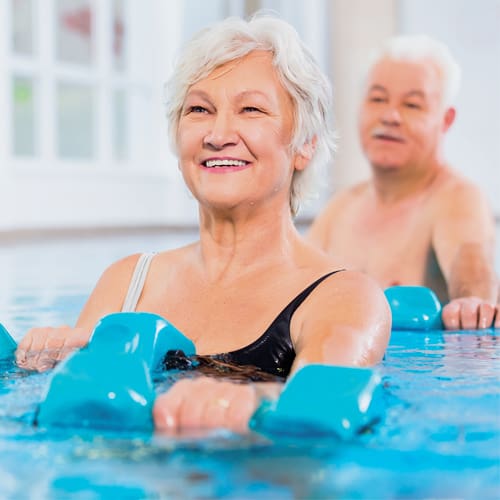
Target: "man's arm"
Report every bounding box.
[432,181,499,329]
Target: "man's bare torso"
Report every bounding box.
[308,174,452,303]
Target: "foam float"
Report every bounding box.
[0,324,17,361]
[384,285,442,331]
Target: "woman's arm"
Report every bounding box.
[15,254,140,371]
[290,270,391,372]
[153,270,391,434]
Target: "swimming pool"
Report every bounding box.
[0,230,498,499]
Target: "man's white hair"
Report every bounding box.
[165,13,336,215]
[368,34,462,108]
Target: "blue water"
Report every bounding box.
[0,230,499,499]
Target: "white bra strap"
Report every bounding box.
[121,252,156,312]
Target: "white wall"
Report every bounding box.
[399,0,500,216]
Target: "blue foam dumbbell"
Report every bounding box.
[83,312,195,371]
[385,286,442,331]
[35,313,195,431]
[35,312,383,438]
[250,364,382,439]
[0,324,17,361]
[36,350,156,431]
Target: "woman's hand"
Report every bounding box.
[153,377,279,434]
[15,326,92,372]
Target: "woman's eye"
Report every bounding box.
[369,96,385,103]
[242,106,262,113]
[188,105,208,113]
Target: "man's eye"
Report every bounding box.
[369,96,386,103]
[404,102,421,110]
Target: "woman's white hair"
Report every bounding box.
[165,13,336,216]
[367,34,462,108]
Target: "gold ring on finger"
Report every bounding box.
[215,397,230,409]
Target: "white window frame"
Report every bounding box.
[3,0,172,177]
[0,0,194,231]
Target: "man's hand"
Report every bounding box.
[441,297,499,330]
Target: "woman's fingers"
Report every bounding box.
[15,326,90,372]
[153,377,260,434]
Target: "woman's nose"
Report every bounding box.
[203,112,239,150]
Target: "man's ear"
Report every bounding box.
[294,137,317,171]
[443,107,456,132]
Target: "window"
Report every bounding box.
[56,0,93,66]
[12,75,37,156]
[6,0,156,169]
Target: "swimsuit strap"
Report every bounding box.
[279,270,344,322]
[121,252,156,312]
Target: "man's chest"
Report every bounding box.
[329,207,434,286]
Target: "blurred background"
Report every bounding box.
[1,0,499,237]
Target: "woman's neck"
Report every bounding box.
[196,205,300,283]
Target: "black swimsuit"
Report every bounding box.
[123,256,343,379]
[208,270,343,378]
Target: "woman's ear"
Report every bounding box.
[294,137,317,171]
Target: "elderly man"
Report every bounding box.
[308,34,498,330]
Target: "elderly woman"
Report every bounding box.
[16,15,391,433]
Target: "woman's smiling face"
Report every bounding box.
[176,51,303,213]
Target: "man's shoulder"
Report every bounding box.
[428,167,493,224]
[327,180,371,207]
[307,181,372,243]
[433,167,485,203]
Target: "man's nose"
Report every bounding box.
[380,106,401,126]
[203,112,238,150]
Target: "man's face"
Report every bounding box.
[359,57,450,172]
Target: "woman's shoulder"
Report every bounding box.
[300,265,389,328]
[107,243,198,275]
[296,235,386,310]
[299,237,346,269]
[311,267,386,304]
[150,242,199,270]
[102,252,143,277]
[292,268,391,365]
